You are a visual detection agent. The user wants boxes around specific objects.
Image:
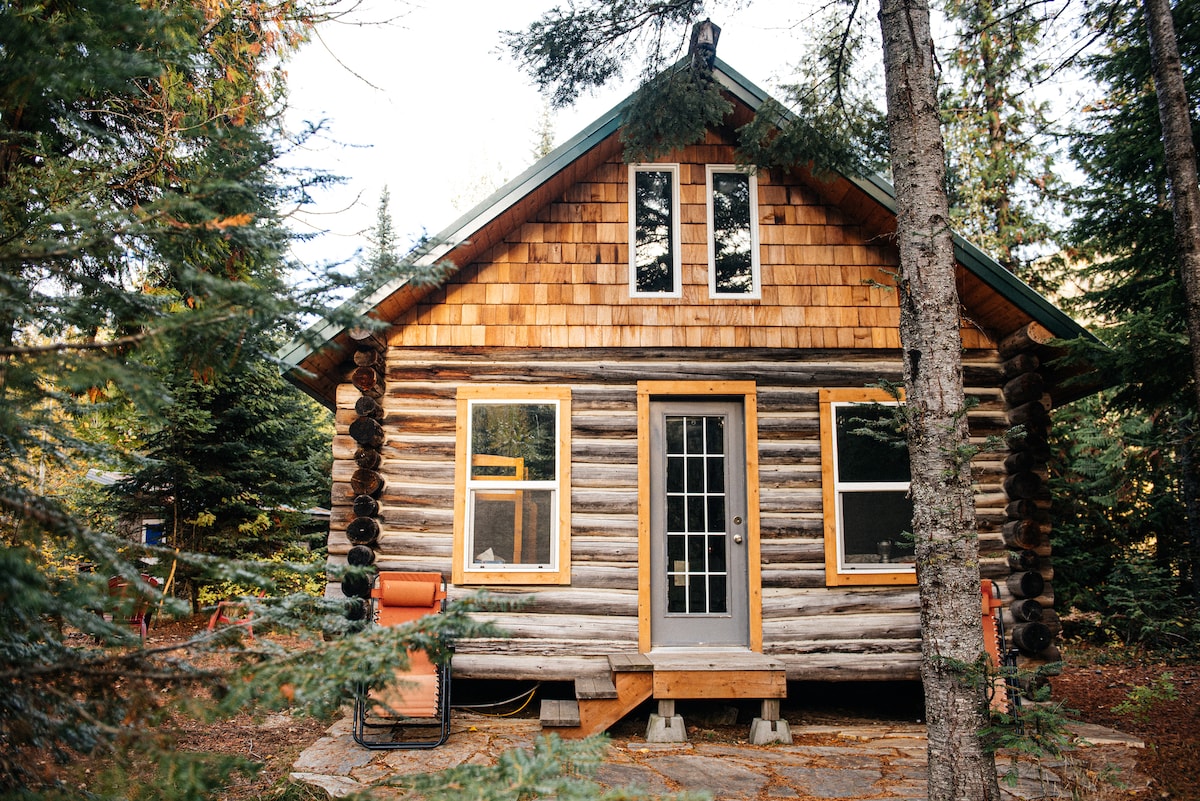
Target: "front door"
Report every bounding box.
[648,400,750,648]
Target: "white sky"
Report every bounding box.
[280,1,808,269]
[279,1,1090,272]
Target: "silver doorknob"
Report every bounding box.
[733,534,743,544]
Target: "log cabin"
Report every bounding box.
[281,53,1099,742]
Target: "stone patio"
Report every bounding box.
[291,711,1148,800]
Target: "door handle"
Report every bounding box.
[733,534,744,544]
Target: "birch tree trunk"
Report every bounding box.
[1143,0,1200,594]
[877,0,1002,797]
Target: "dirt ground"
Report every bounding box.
[47,617,1200,800]
[1050,652,1200,800]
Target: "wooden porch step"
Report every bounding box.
[575,674,618,700]
[541,650,789,739]
[540,699,581,728]
[646,650,787,700]
[540,669,654,739]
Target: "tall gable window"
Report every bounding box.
[819,389,916,586]
[453,387,571,585]
[706,166,760,298]
[629,164,681,297]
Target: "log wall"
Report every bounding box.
[326,347,1019,682]
[316,129,1067,683]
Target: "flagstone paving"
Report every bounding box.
[291,712,1148,800]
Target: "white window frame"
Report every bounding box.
[628,164,682,298]
[706,165,761,299]
[453,387,572,585]
[820,389,916,586]
[141,519,165,546]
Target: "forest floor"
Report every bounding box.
[44,617,1200,800]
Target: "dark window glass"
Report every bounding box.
[708,575,728,613]
[667,455,684,493]
[711,171,754,294]
[835,404,910,483]
[708,534,727,572]
[707,496,726,532]
[634,170,675,293]
[840,491,915,564]
[471,403,556,481]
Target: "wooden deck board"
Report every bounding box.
[576,674,619,700]
[540,699,581,728]
[608,653,654,672]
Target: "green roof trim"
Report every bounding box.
[282,55,1094,394]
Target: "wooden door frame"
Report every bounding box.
[636,381,763,653]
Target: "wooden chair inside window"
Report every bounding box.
[352,572,451,749]
[472,454,535,564]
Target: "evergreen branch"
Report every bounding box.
[0,312,245,356]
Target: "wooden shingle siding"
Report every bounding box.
[326,347,1012,681]
[390,138,994,353]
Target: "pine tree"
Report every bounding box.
[1143,0,1200,598]
[1066,0,1200,595]
[363,186,404,283]
[0,1,419,794]
[940,0,1062,282]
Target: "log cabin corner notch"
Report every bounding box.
[281,54,1103,728]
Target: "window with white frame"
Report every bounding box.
[142,519,165,546]
[453,388,571,585]
[629,164,681,297]
[820,389,916,586]
[706,166,760,298]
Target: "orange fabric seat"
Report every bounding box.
[352,572,451,749]
[982,580,1018,714]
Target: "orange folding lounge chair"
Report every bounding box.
[352,572,451,749]
[981,579,1020,715]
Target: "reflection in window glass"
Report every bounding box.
[711,171,753,293]
[664,414,730,615]
[632,168,677,294]
[708,168,759,296]
[466,401,559,570]
[831,402,915,569]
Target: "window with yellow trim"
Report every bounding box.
[454,388,571,585]
[820,389,916,586]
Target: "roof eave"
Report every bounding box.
[282,55,1098,405]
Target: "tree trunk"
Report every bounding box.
[878,0,1001,797]
[1143,0,1200,596]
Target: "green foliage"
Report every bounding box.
[984,683,1074,763]
[0,0,395,795]
[1068,0,1200,410]
[376,734,707,801]
[361,187,404,281]
[1074,558,1197,650]
[737,1,888,178]
[196,544,326,606]
[620,64,732,163]
[1051,0,1200,640]
[504,0,704,108]
[106,353,333,560]
[1113,673,1180,722]
[940,0,1063,280]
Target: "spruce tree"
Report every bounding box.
[940,0,1062,283]
[1065,0,1200,596]
[0,2,485,795]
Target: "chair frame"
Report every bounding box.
[352,572,451,750]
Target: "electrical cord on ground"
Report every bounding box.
[452,683,541,717]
